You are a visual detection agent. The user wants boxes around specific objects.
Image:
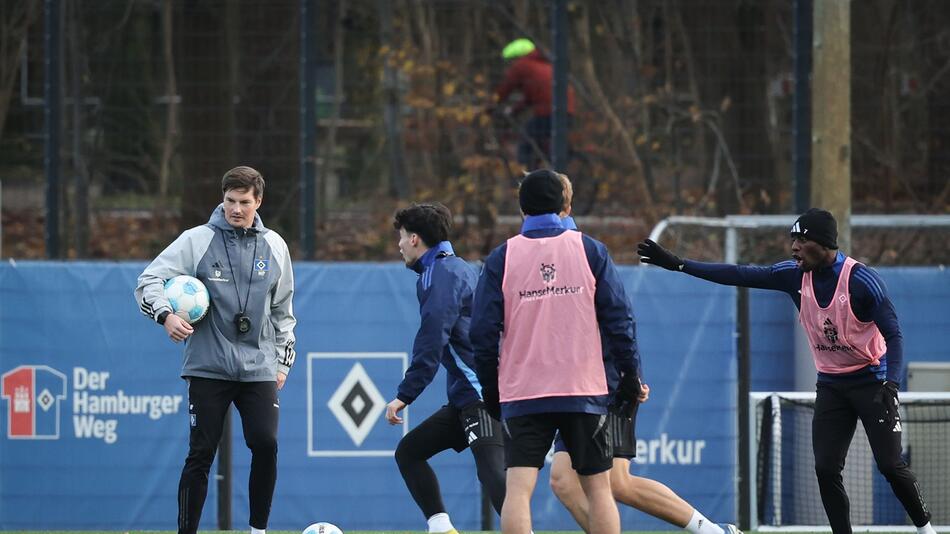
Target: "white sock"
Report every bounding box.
[686,510,724,534]
[427,512,454,533]
[251,528,266,534]
[917,523,937,534]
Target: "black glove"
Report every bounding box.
[481,386,501,421]
[637,239,685,271]
[616,372,642,404]
[873,381,900,428]
[611,372,641,415]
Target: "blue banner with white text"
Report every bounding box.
[2,262,944,530]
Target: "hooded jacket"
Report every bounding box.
[496,50,576,117]
[135,204,296,381]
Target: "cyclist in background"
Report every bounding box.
[492,38,575,167]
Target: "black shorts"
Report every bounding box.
[504,412,612,475]
[554,400,638,459]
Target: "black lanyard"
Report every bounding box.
[221,228,258,316]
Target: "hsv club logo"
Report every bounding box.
[1,365,67,439]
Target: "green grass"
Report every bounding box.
[0,532,863,534]
[0,531,702,534]
[0,532,707,534]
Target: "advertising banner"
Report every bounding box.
[1,262,741,530]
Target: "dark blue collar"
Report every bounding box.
[410,241,455,274]
[560,216,578,230]
[832,251,845,272]
[521,213,563,234]
[816,251,846,275]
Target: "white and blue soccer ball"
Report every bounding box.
[163,275,210,324]
[302,523,343,534]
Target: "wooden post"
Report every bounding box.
[811,0,851,252]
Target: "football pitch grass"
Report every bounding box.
[0,532,776,534]
[0,531,775,534]
[0,532,690,534]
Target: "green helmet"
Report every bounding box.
[502,38,535,60]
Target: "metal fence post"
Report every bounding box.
[300,0,317,260]
[550,0,568,171]
[44,0,62,259]
[217,408,232,530]
[793,0,813,213]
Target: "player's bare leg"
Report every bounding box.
[550,451,591,530]
[578,469,621,534]
[502,466,538,534]
[551,453,736,534]
[609,458,692,526]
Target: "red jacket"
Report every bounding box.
[496,50,576,117]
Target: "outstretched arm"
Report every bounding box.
[638,239,800,294]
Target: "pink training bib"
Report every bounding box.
[499,231,606,402]
[799,256,886,374]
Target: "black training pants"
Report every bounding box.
[394,402,506,520]
[813,381,931,534]
[178,377,279,534]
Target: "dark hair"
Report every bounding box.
[393,203,452,248]
[221,166,265,198]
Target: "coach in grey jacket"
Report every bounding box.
[135,166,295,534]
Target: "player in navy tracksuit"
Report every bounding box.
[470,213,640,424]
[385,203,505,534]
[637,209,935,534]
[551,174,739,534]
[471,170,640,534]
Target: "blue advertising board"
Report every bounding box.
[4,261,942,530]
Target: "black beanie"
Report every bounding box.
[519,170,564,216]
[790,208,838,249]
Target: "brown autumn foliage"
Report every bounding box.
[1,0,948,264]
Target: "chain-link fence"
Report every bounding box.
[1,0,948,262]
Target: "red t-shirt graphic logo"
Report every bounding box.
[2,365,67,439]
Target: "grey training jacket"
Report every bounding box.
[135,204,296,381]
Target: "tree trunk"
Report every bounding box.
[158,0,178,201]
[811,0,851,251]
